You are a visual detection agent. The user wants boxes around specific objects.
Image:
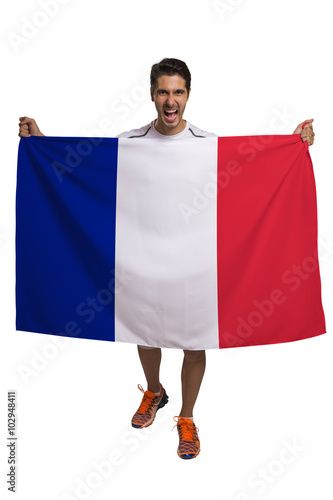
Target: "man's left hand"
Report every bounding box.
[293,118,315,145]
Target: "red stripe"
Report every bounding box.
[216,135,326,348]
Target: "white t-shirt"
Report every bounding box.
[117,120,216,139]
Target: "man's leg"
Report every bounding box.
[137,345,162,393]
[131,346,168,429]
[179,350,206,417]
[175,350,205,460]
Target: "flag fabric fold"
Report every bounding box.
[15,135,326,349]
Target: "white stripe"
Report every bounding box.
[115,138,219,349]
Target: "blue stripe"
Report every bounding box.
[16,136,118,341]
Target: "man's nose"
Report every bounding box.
[165,95,176,107]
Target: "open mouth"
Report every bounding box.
[163,108,178,122]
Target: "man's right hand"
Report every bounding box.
[18,117,45,137]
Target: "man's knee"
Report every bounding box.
[138,345,158,350]
[183,349,206,362]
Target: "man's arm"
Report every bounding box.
[18,117,44,137]
[18,116,316,145]
[293,118,315,145]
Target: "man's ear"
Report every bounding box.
[150,88,154,102]
[187,87,191,100]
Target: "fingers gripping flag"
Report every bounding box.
[15,135,326,349]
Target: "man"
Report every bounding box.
[18,58,315,460]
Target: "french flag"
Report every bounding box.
[16,135,326,349]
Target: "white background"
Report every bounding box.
[1,0,332,499]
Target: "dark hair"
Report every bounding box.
[150,58,191,95]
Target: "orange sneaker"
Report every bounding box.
[131,384,169,429]
[173,416,200,459]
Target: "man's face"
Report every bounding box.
[151,74,191,135]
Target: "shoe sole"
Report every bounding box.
[132,389,169,429]
[177,447,201,460]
